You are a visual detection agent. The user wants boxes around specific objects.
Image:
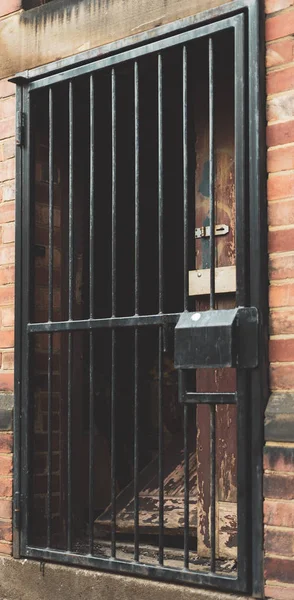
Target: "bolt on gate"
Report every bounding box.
[13,0,267,596]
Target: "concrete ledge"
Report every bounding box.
[0,393,13,431]
[0,556,254,600]
[265,393,294,442]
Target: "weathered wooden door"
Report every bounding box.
[189,40,238,559]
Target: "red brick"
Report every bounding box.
[1,306,14,328]
[0,287,14,306]
[267,66,294,95]
[0,159,15,184]
[0,478,12,498]
[265,556,294,584]
[265,526,294,556]
[35,204,61,228]
[0,520,12,543]
[0,202,15,224]
[269,228,294,252]
[270,252,294,279]
[265,583,294,599]
[268,145,294,172]
[0,373,14,392]
[0,118,15,142]
[270,308,294,333]
[266,39,294,68]
[0,500,11,521]
[0,330,14,349]
[2,223,14,245]
[266,0,294,13]
[0,181,15,203]
[0,81,15,100]
[0,139,15,163]
[270,362,294,388]
[266,10,294,42]
[268,199,294,226]
[267,91,294,123]
[0,434,12,454]
[0,267,14,286]
[264,444,294,471]
[268,171,294,200]
[2,352,13,371]
[0,541,12,556]
[0,0,21,17]
[0,245,14,266]
[0,98,15,121]
[264,498,294,528]
[0,456,12,477]
[270,337,294,361]
[267,120,294,147]
[265,472,294,499]
[270,283,294,307]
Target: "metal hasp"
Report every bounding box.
[174,307,258,369]
[195,224,229,239]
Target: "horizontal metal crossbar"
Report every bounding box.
[28,15,241,91]
[183,392,237,404]
[27,313,180,334]
[24,546,243,593]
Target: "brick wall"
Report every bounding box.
[265,0,294,598]
[0,74,16,559]
[0,0,293,597]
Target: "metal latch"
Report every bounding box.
[195,224,229,239]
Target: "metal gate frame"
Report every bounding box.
[12,0,267,596]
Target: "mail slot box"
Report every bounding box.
[174,307,259,369]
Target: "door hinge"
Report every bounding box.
[14,490,20,530]
[16,111,25,147]
[195,224,229,239]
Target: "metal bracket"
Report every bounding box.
[174,307,259,370]
[195,224,229,239]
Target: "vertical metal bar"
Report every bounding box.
[111,67,117,559]
[183,45,188,313]
[183,403,189,569]
[47,86,54,548]
[182,44,190,569]
[134,60,140,562]
[235,23,246,309]
[209,37,215,310]
[157,52,164,566]
[248,2,267,596]
[209,38,216,571]
[67,80,74,552]
[13,83,24,558]
[68,81,74,322]
[88,74,95,554]
[234,15,249,588]
[210,404,216,572]
[18,85,31,555]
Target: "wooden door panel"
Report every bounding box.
[192,66,237,558]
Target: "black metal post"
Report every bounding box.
[134,60,140,562]
[158,52,164,566]
[88,73,95,554]
[111,67,117,559]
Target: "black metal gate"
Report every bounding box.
[13,0,267,595]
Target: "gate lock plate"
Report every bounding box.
[174,307,258,369]
[195,224,229,239]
